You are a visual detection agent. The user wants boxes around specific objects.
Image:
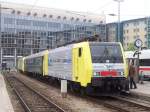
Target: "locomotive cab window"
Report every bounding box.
[78,48,82,57]
[89,43,123,63]
[139,59,150,66]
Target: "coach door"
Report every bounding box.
[73,47,83,82]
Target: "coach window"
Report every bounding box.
[79,48,82,57]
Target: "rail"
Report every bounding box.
[6,76,65,112]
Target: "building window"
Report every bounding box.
[133,28,139,32]
[134,29,136,32]
[11,10,15,14]
[126,30,129,33]
[33,13,37,17]
[48,22,61,28]
[57,16,61,19]
[43,14,47,17]
[4,18,15,24]
[76,18,79,21]
[83,19,86,22]
[88,20,92,22]
[100,21,103,24]
[33,21,47,27]
[16,19,31,26]
[27,12,31,16]
[17,11,20,14]
[123,36,126,40]
[145,41,147,45]
[63,16,67,20]
[112,31,115,34]
[134,35,139,39]
[71,17,74,21]
[49,15,53,18]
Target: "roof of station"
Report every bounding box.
[1,2,105,24]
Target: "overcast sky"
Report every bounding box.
[1,0,150,23]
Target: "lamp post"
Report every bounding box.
[113,0,124,42]
[0,4,14,69]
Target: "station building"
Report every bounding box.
[0,2,106,69]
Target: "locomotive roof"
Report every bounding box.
[25,50,49,59]
[24,42,121,59]
[89,42,120,45]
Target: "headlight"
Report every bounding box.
[93,72,99,76]
[120,72,123,76]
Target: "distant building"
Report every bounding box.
[106,17,150,50]
[122,18,148,49]
[106,22,117,42]
[106,22,123,44]
[0,2,106,68]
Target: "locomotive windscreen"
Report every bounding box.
[90,43,123,63]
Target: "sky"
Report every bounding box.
[1,0,150,23]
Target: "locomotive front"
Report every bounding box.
[89,42,129,91]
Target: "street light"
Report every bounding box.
[113,0,124,42]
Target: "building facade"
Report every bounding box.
[122,18,148,49]
[106,22,123,43]
[106,22,117,42]
[107,18,150,50]
[0,2,106,69]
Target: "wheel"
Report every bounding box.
[80,87,86,96]
[70,83,80,93]
[86,85,94,95]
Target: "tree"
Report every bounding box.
[126,43,136,51]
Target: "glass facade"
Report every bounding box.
[147,17,150,48]
[0,8,106,69]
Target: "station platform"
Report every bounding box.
[130,81,150,97]
[0,72,14,112]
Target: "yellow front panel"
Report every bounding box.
[17,59,20,70]
[43,51,49,76]
[17,58,24,72]
[72,48,78,80]
[72,42,93,87]
[22,58,25,72]
[119,43,128,78]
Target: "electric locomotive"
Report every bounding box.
[18,42,129,93]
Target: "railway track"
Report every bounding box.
[88,95,150,112]
[106,95,150,112]
[6,76,65,112]
[6,72,150,112]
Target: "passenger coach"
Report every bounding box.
[125,49,150,80]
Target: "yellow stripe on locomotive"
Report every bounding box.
[17,57,25,72]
